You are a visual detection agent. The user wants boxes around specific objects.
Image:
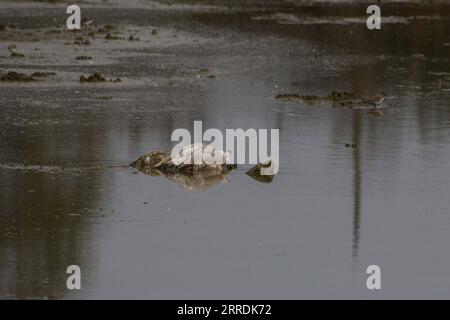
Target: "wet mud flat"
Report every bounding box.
[1,0,450,299]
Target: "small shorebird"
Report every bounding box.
[365,94,385,116]
[363,95,385,108]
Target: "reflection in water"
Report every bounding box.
[351,112,361,262]
[136,168,230,192]
[245,161,275,184]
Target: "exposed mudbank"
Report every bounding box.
[0,70,57,82]
[0,71,36,82]
[276,91,386,109]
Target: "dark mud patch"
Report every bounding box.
[31,71,56,78]
[128,35,140,41]
[198,68,216,79]
[96,95,113,100]
[105,33,124,40]
[80,72,121,83]
[275,93,323,103]
[75,55,93,60]
[70,37,91,46]
[276,91,385,108]
[10,51,25,58]
[0,71,36,82]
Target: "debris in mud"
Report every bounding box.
[128,35,140,41]
[7,44,17,51]
[345,143,357,148]
[0,71,36,82]
[75,55,92,60]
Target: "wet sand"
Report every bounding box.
[1,0,450,299]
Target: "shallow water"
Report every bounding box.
[1,0,450,299]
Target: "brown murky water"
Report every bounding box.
[1,0,450,299]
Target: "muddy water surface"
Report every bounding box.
[1,1,450,298]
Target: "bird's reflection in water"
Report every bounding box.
[136,167,231,192]
[134,164,274,191]
[245,161,274,184]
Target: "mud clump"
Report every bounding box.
[8,44,25,58]
[345,143,357,148]
[80,72,106,83]
[275,93,322,102]
[198,68,216,79]
[276,91,357,104]
[276,91,385,109]
[96,96,113,100]
[10,51,25,58]
[80,72,122,83]
[105,33,123,40]
[128,35,140,41]
[328,91,356,101]
[75,55,92,60]
[0,71,36,82]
